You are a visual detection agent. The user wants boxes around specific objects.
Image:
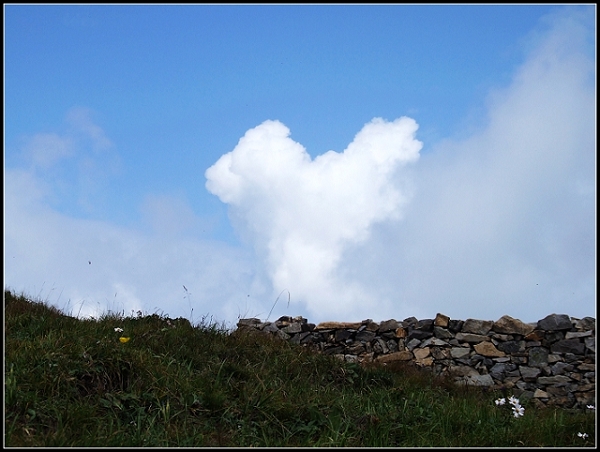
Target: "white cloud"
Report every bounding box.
[206,117,422,320]
[206,7,595,324]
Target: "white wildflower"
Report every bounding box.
[512,406,525,418]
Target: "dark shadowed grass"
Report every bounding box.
[4,289,595,447]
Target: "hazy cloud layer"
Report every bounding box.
[4,168,257,324]
[332,7,595,322]
[206,8,595,323]
[4,112,260,328]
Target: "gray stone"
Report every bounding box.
[315,321,362,330]
[304,323,316,332]
[537,375,572,386]
[386,340,399,353]
[379,319,400,332]
[547,354,561,363]
[433,326,454,340]
[525,341,542,348]
[451,347,471,359]
[519,365,542,381]
[373,338,389,354]
[563,353,579,363]
[381,331,398,339]
[511,356,528,365]
[543,331,565,345]
[565,331,592,339]
[448,319,464,333]
[406,338,421,351]
[574,317,596,331]
[364,321,379,332]
[551,362,574,375]
[346,344,365,355]
[420,337,450,347]
[275,329,291,341]
[528,347,549,367]
[455,332,490,343]
[448,365,480,377]
[408,329,433,341]
[334,329,353,341]
[463,374,494,386]
[355,330,376,342]
[415,319,434,331]
[493,315,535,336]
[237,318,261,327]
[537,314,573,331]
[402,317,418,327]
[263,323,280,333]
[493,357,511,363]
[462,319,494,335]
[489,363,508,380]
[497,340,525,354]
[282,323,303,334]
[584,337,595,353]
[551,339,585,354]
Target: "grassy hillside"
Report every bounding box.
[4,289,595,447]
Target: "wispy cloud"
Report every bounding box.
[22,133,74,169]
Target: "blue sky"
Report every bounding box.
[4,4,596,328]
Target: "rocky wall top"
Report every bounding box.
[236,313,596,409]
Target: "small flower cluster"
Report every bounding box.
[495,395,525,418]
[114,327,130,343]
[577,405,595,441]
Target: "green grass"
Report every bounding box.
[4,289,595,447]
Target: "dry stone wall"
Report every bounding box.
[236,313,595,409]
